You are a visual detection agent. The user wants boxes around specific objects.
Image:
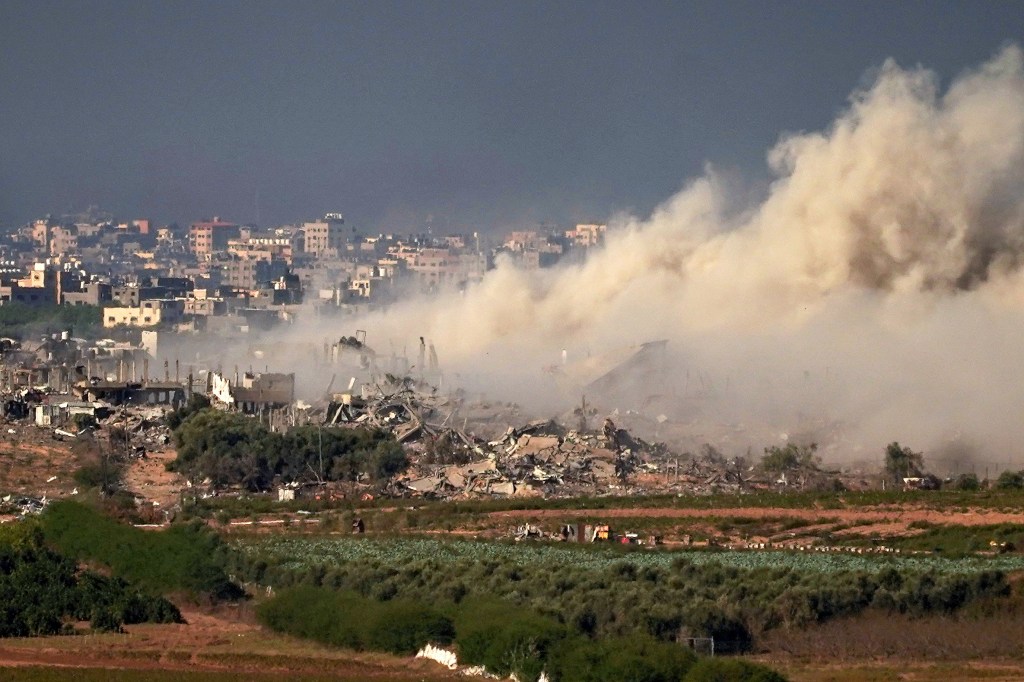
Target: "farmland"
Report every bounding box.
[4,487,1024,680]
[232,534,1024,575]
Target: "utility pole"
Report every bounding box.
[318,423,324,482]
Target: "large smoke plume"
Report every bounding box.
[277,46,1024,468]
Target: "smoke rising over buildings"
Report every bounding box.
[289,46,1024,463]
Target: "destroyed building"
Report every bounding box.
[209,369,295,414]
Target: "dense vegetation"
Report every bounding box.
[0,302,102,338]
[41,500,242,599]
[231,535,1010,656]
[235,535,1024,575]
[0,521,181,636]
[257,587,785,682]
[168,400,407,491]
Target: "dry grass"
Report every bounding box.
[0,606,462,681]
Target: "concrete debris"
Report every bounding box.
[314,380,756,500]
[0,495,47,517]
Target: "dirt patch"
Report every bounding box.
[121,448,186,509]
[0,606,462,679]
[0,422,82,498]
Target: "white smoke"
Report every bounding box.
[292,45,1024,466]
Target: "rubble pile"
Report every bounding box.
[391,416,651,499]
[0,494,48,518]
[107,408,173,453]
[316,380,743,499]
[663,448,750,496]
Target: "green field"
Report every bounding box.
[232,534,1024,574]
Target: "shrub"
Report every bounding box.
[90,606,125,633]
[996,471,1024,490]
[954,473,980,491]
[41,500,241,599]
[455,598,567,682]
[73,459,124,494]
[0,520,180,638]
[257,586,452,655]
[548,634,697,682]
[683,658,788,682]
[365,600,455,654]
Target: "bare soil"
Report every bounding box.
[121,447,187,509]
[0,422,83,498]
[0,606,461,680]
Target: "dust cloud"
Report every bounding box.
[283,46,1024,467]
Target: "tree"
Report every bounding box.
[166,393,211,430]
[370,441,409,481]
[169,406,406,490]
[995,470,1024,490]
[884,442,924,485]
[761,443,819,474]
[954,473,980,491]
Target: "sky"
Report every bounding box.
[1,1,1022,234]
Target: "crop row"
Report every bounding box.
[232,535,1024,574]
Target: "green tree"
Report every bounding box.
[884,442,924,485]
[954,473,981,491]
[170,406,406,489]
[166,393,211,430]
[995,470,1024,490]
[761,443,818,474]
[370,440,409,481]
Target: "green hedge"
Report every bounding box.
[256,586,453,655]
[0,522,181,636]
[682,658,787,682]
[41,500,242,599]
[255,587,779,682]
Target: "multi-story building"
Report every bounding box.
[189,218,240,260]
[565,223,606,248]
[398,247,487,290]
[62,281,112,307]
[222,257,289,290]
[103,299,185,328]
[302,214,353,258]
[49,226,79,256]
[0,262,72,306]
[31,220,52,251]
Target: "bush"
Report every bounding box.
[257,586,453,655]
[761,443,818,474]
[954,473,980,491]
[682,658,788,682]
[257,586,361,648]
[548,634,697,682]
[0,521,180,638]
[365,600,455,654]
[0,303,101,338]
[455,598,567,682]
[170,408,407,489]
[41,500,242,599]
[996,471,1024,490]
[90,606,125,633]
[73,459,124,495]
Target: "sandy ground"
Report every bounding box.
[0,422,83,498]
[0,418,186,512]
[121,447,187,509]
[0,607,462,680]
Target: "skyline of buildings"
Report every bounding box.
[0,205,607,335]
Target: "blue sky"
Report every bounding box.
[1,1,1021,232]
